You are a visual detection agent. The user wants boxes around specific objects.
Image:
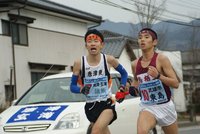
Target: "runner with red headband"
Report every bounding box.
[129,28,179,134]
[70,29,128,134]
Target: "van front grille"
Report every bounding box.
[4,124,50,132]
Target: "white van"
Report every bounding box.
[0,71,157,134]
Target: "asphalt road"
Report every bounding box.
[179,125,200,134]
[158,124,200,134]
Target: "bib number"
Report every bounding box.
[139,79,168,105]
[84,76,108,101]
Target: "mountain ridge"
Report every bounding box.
[96,19,200,51]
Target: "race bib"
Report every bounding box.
[139,79,168,105]
[84,76,109,102]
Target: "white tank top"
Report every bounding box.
[82,54,112,102]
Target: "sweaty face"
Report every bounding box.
[138,32,156,50]
[85,34,103,55]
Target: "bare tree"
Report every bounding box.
[131,0,168,49]
[134,0,167,28]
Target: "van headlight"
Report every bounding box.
[0,117,2,132]
[0,117,2,126]
[54,113,80,129]
[0,116,2,126]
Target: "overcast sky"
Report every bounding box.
[51,0,200,24]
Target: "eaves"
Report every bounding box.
[0,0,102,24]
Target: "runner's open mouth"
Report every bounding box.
[91,48,97,51]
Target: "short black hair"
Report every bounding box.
[84,29,104,42]
[139,28,158,40]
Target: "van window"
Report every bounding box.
[17,77,86,105]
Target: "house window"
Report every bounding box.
[31,72,55,85]
[29,62,67,84]
[12,22,28,45]
[5,85,14,105]
[2,20,28,45]
[2,20,10,36]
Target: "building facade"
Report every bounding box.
[0,0,102,106]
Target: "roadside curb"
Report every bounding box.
[178,121,200,128]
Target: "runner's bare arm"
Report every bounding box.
[131,60,139,88]
[158,54,179,89]
[106,55,119,68]
[106,54,128,87]
[72,59,81,75]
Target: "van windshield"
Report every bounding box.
[17,77,118,105]
[17,78,86,105]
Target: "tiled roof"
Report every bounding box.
[100,30,138,58]
[102,37,127,58]
[100,30,122,38]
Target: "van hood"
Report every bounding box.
[0,102,85,126]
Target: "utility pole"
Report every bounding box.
[189,22,197,122]
[9,20,17,100]
[9,6,27,100]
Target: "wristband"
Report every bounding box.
[119,85,125,92]
[115,64,128,86]
[155,73,160,79]
[70,74,80,93]
[129,86,138,97]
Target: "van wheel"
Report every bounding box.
[149,127,157,134]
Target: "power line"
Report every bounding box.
[170,1,200,10]
[177,0,200,8]
[122,0,187,24]
[172,0,200,10]
[189,0,200,5]
[91,0,200,27]
[122,0,200,21]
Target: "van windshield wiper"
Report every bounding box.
[27,101,59,104]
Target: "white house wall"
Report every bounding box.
[118,49,132,74]
[14,27,87,98]
[27,27,86,65]
[0,36,13,105]
[0,8,93,104]
[9,9,87,36]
